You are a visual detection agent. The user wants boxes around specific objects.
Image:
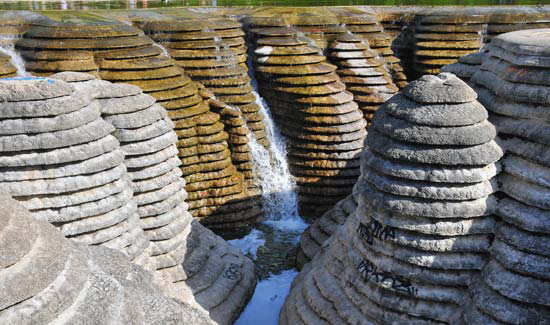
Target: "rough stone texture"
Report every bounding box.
[250,29,368,218]
[0,52,16,78]
[457,29,550,324]
[0,77,148,262]
[327,33,398,125]
[16,17,257,229]
[141,18,272,151]
[49,74,258,324]
[0,191,214,325]
[281,73,502,324]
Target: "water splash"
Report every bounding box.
[228,229,265,259]
[153,43,171,58]
[247,93,306,233]
[0,42,30,77]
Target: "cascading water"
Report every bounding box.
[232,32,308,325]
[153,43,171,58]
[0,41,30,77]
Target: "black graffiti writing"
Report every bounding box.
[357,260,417,297]
[356,219,396,245]
[223,263,242,280]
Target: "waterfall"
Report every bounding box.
[244,34,306,232]
[0,42,30,77]
[247,93,306,232]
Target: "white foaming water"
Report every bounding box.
[247,93,306,233]
[228,229,265,259]
[0,42,30,77]
[153,43,171,58]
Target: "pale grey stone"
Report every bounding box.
[132,167,183,194]
[0,149,124,181]
[481,55,550,86]
[120,130,177,156]
[495,221,550,257]
[475,85,550,122]
[116,117,175,143]
[497,197,550,234]
[501,173,550,210]
[133,178,185,206]
[483,259,550,306]
[19,178,127,210]
[472,69,550,105]
[99,93,157,115]
[58,200,136,237]
[469,276,550,324]
[492,29,550,58]
[381,93,488,126]
[359,179,497,218]
[0,77,74,102]
[124,144,179,169]
[0,135,119,167]
[502,154,550,188]
[0,101,101,135]
[490,114,550,146]
[32,185,133,223]
[139,199,189,230]
[373,109,496,146]
[127,156,182,181]
[50,71,97,82]
[0,92,91,118]
[0,118,114,152]
[103,104,167,129]
[1,164,126,196]
[491,239,550,280]
[363,148,500,183]
[363,167,497,201]
[403,73,477,104]
[367,130,503,166]
[489,44,550,68]
[501,136,550,168]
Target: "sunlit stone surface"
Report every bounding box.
[281,73,503,324]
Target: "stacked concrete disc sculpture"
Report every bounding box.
[281,73,503,324]
[0,52,16,78]
[296,193,357,269]
[484,7,550,43]
[17,19,257,229]
[412,8,487,77]
[462,29,550,324]
[441,49,489,84]
[252,30,368,217]
[141,19,271,149]
[245,7,347,50]
[0,77,149,261]
[329,7,408,89]
[0,191,213,325]
[327,33,398,125]
[45,72,257,323]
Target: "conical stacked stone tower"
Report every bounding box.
[141,19,270,149]
[296,193,357,269]
[329,7,408,89]
[251,29,368,217]
[16,18,257,229]
[461,29,550,324]
[441,50,488,84]
[0,191,213,324]
[0,77,149,261]
[0,53,16,77]
[327,33,398,125]
[281,73,503,324]
[412,8,487,77]
[1,74,257,324]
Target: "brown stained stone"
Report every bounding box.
[269,81,347,96]
[255,44,321,56]
[254,54,326,66]
[259,72,340,86]
[255,62,336,76]
[0,54,17,78]
[24,59,98,73]
[99,66,184,81]
[199,75,251,87]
